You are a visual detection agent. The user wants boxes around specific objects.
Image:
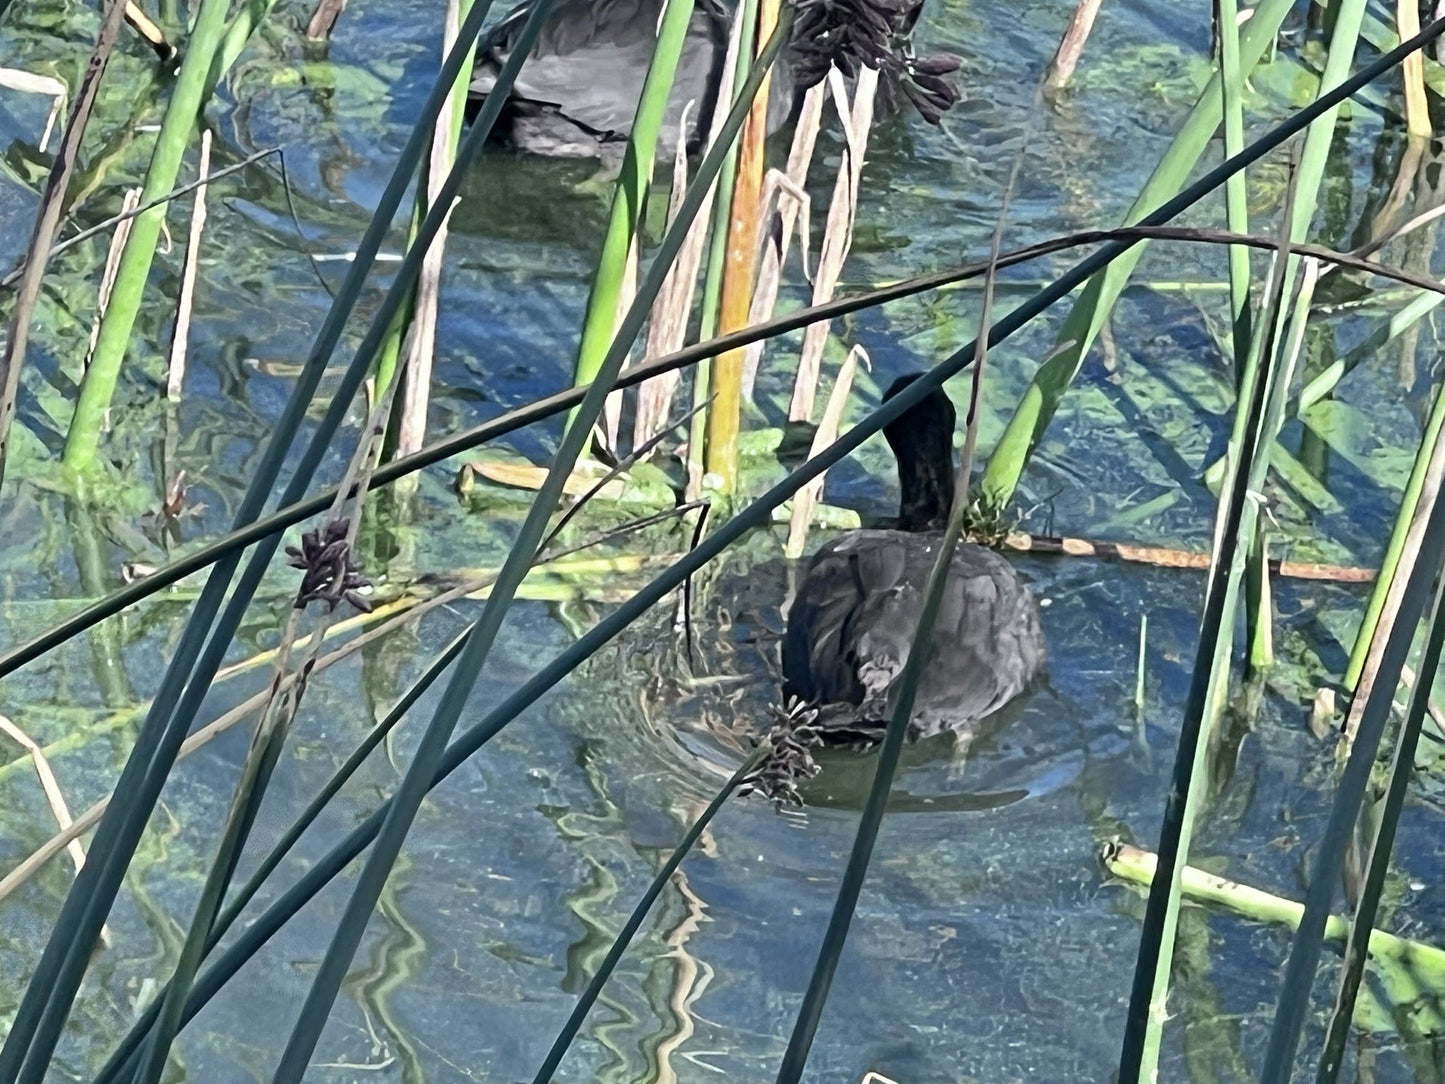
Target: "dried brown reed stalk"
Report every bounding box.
[84,187,143,376]
[167,129,212,401]
[1044,0,1104,92]
[788,65,877,424]
[742,80,826,401]
[396,0,467,496]
[785,343,865,557]
[601,234,640,457]
[635,106,701,452]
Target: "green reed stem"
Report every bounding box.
[61,0,233,470]
[1343,375,1445,691]
[979,0,1294,510]
[1317,575,1445,1080]
[570,0,700,432]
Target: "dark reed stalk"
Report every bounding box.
[0,3,511,1077]
[0,0,127,486]
[774,55,1036,1076]
[773,343,981,1084]
[86,124,1398,1060]
[0,219,1433,685]
[1116,25,1445,1079]
[137,368,404,1080]
[268,23,794,1079]
[1316,575,1445,1081]
[1260,489,1445,1078]
[85,176,1276,1078]
[540,400,709,554]
[1122,148,1304,1080]
[84,21,1444,1071]
[96,506,699,1083]
[530,745,769,1082]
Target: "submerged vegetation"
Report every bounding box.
[3,0,1445,1079]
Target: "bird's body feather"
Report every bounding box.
[783,529,1043,741]
[471,0,751,157]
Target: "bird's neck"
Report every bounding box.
[896,444,955,531]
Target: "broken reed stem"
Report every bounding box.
[306,0,347,39]
[1135,614,1148,711]
[0,0,128,487]
[788,65,876,424]
[1105,841,1445,971]
[1001,531,1373,582]
[0,713,111,944]
[167,129,212,402]
[123,1,173,60]
[1044,0,1104,91]
[1246,530,1274,670]
[0,69,67,151]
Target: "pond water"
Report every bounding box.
[2,0,1445,1080]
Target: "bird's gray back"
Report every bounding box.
[782,531,1043,739]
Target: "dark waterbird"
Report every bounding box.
[467,0,962,158]
[468,0,763,158]
[751,374,1045,801]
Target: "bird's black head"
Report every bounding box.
[882,373,956,531]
